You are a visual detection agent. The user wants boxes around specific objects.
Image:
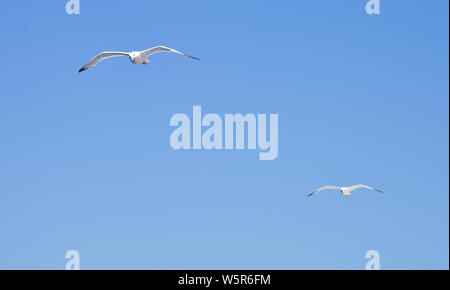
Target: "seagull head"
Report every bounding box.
[129,51,139,62]
[340,187,349,196]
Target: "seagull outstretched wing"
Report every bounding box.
[307,186,341,197]
[348,184,384,193]
[141,46,200,60]
[78,51,130,73]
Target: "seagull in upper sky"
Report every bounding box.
[307,184,384,197]
[78,46,199,73]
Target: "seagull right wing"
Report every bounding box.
[78,51,130,73]
[141,46,200,60]
[348,184,384,193]
[307,186,341,197]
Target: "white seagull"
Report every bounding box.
[307,184,384,197]
[78,46,199,73]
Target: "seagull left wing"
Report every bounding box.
[141,46,200,60]
[78,51,130,73]
[348,184,384,193]
[307,186,341,196]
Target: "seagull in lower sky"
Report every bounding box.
[307,184,384,197]
[78,46,199,73]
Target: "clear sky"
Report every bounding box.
[0,1,448,269]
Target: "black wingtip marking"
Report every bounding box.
[187,54,200,60]
[78,67,87,73]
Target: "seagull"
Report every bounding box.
[78,46,199,73]
[307,184,384,197]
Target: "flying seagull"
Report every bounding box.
[307,184,384,197]
[78,46,199,73]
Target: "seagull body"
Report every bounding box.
[307,184,383,197]
[78,46,199,73]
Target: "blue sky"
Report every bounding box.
[0,0,448,269]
